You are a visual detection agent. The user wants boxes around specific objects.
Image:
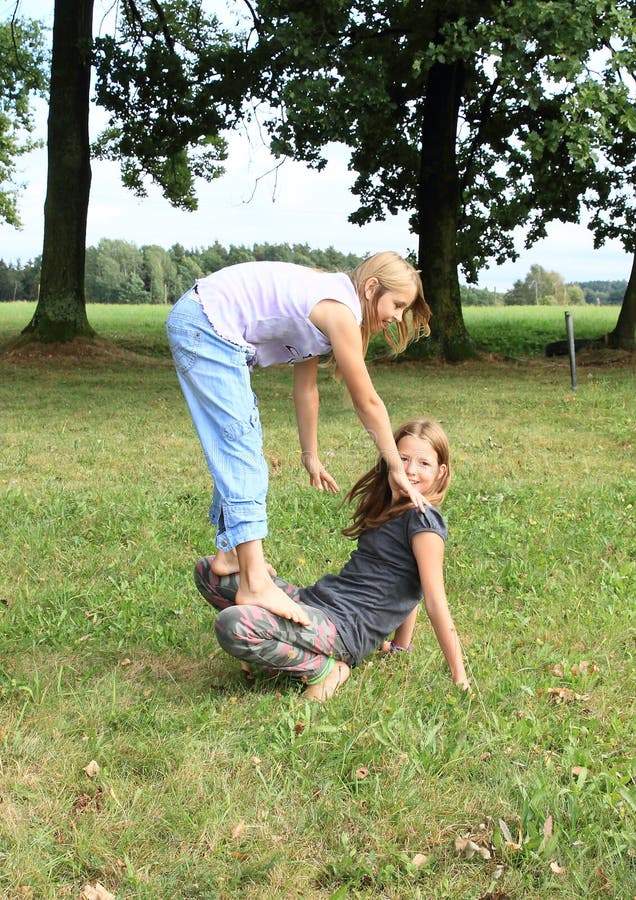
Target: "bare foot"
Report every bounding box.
[304,661,350,702]
[240,661,255,680]
[237,580,311,625]
[211,549,277,578]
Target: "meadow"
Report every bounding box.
[0,303,634,899]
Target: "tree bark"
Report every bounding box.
[607,250,636,351]
[22,0,94,342]
[414,59,474,361]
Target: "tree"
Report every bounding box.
[18,0,245,344]
[0,14,47,226]
[556,1,636,349]
[244,1,609,358]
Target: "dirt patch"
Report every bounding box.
[0,334,171,368]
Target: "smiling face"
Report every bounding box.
[364,277,416,334]
[396,434,447,499]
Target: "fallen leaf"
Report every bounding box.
[498,819,514,843]
[271,458,281,475]
[294,722,306,734]
[231,821,245,839]
[355,766,370,780]
[550,860,566,874]
[455,835,491,860]
[545,687,589,704]
[571,660,599,676]
[543,814,553,841]
[547,663,564,677]
[82,760,100,778]
[251,756,261,766]
[411,853,430,867]
[79,883,116,900]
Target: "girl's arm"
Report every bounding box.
[309,300,426,512]
[391,606,418,650]
[412,531,470,690]
[293,357,339,493]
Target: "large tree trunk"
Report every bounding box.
[22,0,94,342]
[414,59,474,362]
[607,251,636,351]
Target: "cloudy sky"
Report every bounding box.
[1,0,633,291]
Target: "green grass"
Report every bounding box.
[0,301,620,359]
[0,303,634,898]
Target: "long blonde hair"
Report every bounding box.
[349,251,431,358]
[343,419,451,540]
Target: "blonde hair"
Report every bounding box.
[349,251,431,358]
[343,419,451,540]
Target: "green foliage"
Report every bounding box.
[579,280,628,306]
[2,242,363,304]
[92,0,245,210]
[0,304,634,896]
[504,264,583,306]
[0,16,48,225]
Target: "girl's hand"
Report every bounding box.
[388,469,427,512]
[302,454,340,493]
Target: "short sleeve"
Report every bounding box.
[406,505,447,543]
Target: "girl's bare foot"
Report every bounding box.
[237,581,311,625]
[211,549,277,577]
[304,661,350,702]
[240,661,255,680]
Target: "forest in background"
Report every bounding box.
[0,240,627,307]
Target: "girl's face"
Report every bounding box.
[396,435,446,498]
[364,278,416,334]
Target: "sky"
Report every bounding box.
[1,0,633,292]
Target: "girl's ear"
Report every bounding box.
[363,277,379,301]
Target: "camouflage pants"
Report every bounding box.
[214,603,351,684]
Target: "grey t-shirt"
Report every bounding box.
[300,506,447,666]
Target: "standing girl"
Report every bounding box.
[166,253,431,621]
[195,419,470,701]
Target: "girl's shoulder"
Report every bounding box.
[405,504,448,542]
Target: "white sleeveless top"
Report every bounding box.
[195,261,361,367]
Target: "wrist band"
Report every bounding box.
[390,641,412,652]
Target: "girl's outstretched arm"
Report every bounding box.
[412,531,470,690]
[293,357,339,493]
[310,300,426,512]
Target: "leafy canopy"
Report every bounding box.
[0,15,47,226]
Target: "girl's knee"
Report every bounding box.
[214,606,243,650]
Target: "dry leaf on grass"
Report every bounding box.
[455,835,492,860]
[543,814,553,841]
[82,760,100,778]
[571,660,599,676]
[549,860,566,874]
[231,821,245,839]
[498,818,522,851]
[79,883,116,900]
[547,663,564,677]
[545,687,589,704]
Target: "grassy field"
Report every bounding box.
[0,303,634,898]
[0,301,622,360]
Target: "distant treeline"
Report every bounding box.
[0,241,363,304]
[0,240,627,306]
